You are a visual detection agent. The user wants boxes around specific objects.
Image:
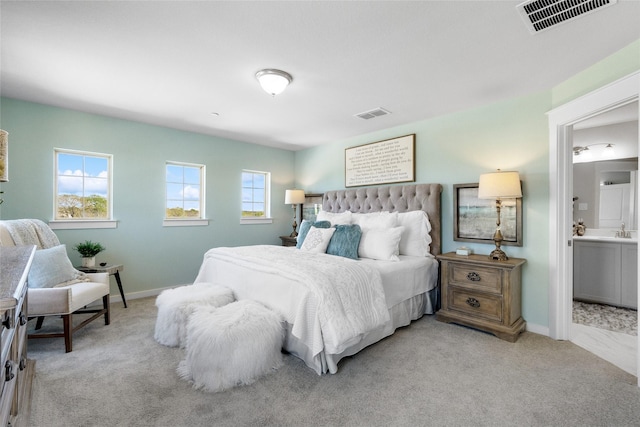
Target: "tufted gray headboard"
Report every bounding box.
[322,183,443,256]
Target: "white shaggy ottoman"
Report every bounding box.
[177,300,284,393]
[154,282,234,348]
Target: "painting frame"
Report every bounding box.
[0,129,8,182]
[344,134,415,188]
[301,193,323,223]
[453,183,523,247]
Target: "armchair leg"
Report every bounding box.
[35,316,45,330]
[63,314,72,353]
[103,294,110,325]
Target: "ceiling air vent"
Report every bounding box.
[355,107,391,120]
[517,0,617,34]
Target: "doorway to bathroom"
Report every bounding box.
[548,71,639,383]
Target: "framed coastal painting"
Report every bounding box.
[302,193,323,223]
[453,183,523,246]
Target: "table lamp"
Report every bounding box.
[285,189,305,237]
[478,170,522,261]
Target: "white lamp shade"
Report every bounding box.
[285,189,305,205]
[256,69,292,96]
[478,171,522,199]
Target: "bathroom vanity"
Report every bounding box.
[573,231,637,309]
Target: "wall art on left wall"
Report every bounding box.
[0,130,8,182]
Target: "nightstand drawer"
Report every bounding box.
[437,253,526,342]
[449,263,502,294]
[449,288,502,322]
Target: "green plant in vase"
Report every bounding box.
[74,240,106,267]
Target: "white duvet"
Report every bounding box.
[194,245,390,356]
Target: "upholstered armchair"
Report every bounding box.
[0,219,110,352]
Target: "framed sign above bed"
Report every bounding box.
[454,183,523,247]
[345,134,415,187]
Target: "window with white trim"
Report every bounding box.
[242,170,271,219]
[166,162,205,219]
[55,149,112,220]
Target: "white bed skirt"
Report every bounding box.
[285,291,435,375]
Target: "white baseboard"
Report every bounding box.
[525,322,550,337]
[107,284,191,305]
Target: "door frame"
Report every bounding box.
[547,71,639,383]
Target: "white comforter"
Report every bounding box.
[194,245,390,356]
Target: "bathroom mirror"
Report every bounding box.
[572,103,638,230]
[598,167,637,229]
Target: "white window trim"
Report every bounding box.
[163,219,209,227]
[165,161,207,223]
[54,148,114,222]
[241,169,271,221]
[239,217,273,225]
[49,220,118,230]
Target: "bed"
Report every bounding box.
[194,183,442,374]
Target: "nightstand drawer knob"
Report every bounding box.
[466,297,481,308]
[466,272,481,282]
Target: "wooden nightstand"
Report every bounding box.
[436,252,526,342]
[279,236,297,247]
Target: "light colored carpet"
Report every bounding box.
[27,297,640,427]
[573,301,638,336]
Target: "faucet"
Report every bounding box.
[615,222,631,238]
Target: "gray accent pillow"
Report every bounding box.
[296,220,331,248]
[326,224,362,260]
[28,244,79,288]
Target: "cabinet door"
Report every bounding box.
[620,244,638,309]
[573,241,621,305]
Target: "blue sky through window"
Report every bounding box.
[57,152,109,197]
[166,163,202,216]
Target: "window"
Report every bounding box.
[242,170,271,219]
[55,149,112,221]
[166,162,205,219]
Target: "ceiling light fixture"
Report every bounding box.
[573,142,615,156]
[255,69,292,96]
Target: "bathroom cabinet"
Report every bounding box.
[573,239,637,309]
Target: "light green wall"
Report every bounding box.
[1,38,637,327]
[0,98,295,296]
[552,39,640,108]
[295,39,640,328]
[296,92,551,326]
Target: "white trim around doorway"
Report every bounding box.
[547,71,639,383]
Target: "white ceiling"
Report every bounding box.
[1,1,639,151]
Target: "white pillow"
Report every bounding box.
[316,210,353,225]
[300,226,336,253]
[352,211,398,231]
[397,211,432,256]
[358,227,403,261]
[27,244,85,288]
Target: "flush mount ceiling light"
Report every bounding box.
[255,69,292,96]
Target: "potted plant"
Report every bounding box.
[73,240,106,267]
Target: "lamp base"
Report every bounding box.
[489,248,508,261]
[489,226,508,261]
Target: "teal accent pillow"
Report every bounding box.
[27,244,79,288]
[296,220,331,248]
[326,224,362,260]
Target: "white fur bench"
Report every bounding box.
[154,283,234,348]
[177,299,284,392]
